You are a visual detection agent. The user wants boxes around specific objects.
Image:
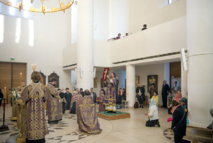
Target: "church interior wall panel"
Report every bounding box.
[128,0,186,33]
[12,63,27,88]
[110,16,186,65]
[0,12,69,89]
[136,63,165,105]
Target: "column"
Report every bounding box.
[77,0,94,90]
[181,60,187,97]
[126,65,135,107]
[187,0,213,126]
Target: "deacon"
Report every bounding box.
[21,71,48,143]
[77,90,102,134]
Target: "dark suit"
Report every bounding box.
[64,92,72,110]
[171,106,187,143]
[162,84,170,107]
[91,92,97,104]
[136,86,145,105]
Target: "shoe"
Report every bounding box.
[156,121,160,127]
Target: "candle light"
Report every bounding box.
[32,64,36,71]
[3,87,6,99]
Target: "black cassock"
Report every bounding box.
[64,92,72,110]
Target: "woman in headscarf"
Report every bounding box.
[174,91,182,103]
[171,100,187,143]
[145,99,160,127]
[179,97,189,125]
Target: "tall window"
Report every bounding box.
[15,18,21,43]
[28,19,34,47]
[0,15,4,43]
[168,0,172,4]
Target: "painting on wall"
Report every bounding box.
[94,77,97,88]
[147,75,158,92]
[135,76,140,88]
[40,71,46,85]
[48,71,59,88]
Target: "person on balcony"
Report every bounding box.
[141,24,147,31]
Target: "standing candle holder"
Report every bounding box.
[0,87,9,132]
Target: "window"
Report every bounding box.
[0,14,4,43]
[15,18,21,43]
[28,19,34,47]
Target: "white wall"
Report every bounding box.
[110,16,186,66]
[128,0,186,33]
[109,0,129,38]
[0,11,71,88]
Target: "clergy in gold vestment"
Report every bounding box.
[47,78,63,124]
[77,90,101,134]
[70,88,82,114]
[21,71,48,143]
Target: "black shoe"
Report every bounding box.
[156,121,160,127]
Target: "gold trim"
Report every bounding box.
[11,117,17,121]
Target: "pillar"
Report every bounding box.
[187,0,213,127]
[181,60,187,97]
[77,0,94,90]
[126,65,135,107]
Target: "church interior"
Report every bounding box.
[0,0,213,143]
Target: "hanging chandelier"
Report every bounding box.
[0,0,77,14]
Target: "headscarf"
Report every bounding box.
[174,91,182,103]
[179,97,188,111]
[149,99,156,110]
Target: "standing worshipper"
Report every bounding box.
[59,90,66,114]
[145,99,160,127]
[99,89,105,112]
[0,88,3,107]
[116,91,122,109]
[64,88,72,110]
[167,91,173,114]
[47,78,64,124]
[149,83,156,99]
[21,71,48,143]
[70,88,82,114]
[90,88,97,104]
[161,80,170,108]
[172,81,180,95]
[136,84,145,108]
[171,100,187,143]
[104,73,118,112]
[174,91,182,103]
[77,90,102,134]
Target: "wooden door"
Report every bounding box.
[0,62,11,102]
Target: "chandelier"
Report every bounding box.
[0,0,77,14]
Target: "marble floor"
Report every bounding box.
[0,105,204,143]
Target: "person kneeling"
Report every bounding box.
[145,99,160,127]
[77,90,102,134]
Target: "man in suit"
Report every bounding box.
[90,88,97,104]
[136,84,145,108]
[162,80,170,108]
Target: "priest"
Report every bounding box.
[21,71,48,143]
[70,88,82,114]
[77,90,101,134]
[104,73,118,112]
[47,78,64,124]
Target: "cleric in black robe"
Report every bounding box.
[64,88,72,110]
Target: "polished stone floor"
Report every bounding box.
[0,105,209,143]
